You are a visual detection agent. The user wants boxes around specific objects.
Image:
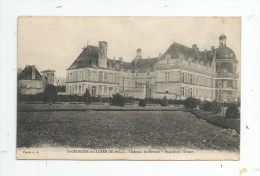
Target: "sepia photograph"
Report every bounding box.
[16,16,241,160]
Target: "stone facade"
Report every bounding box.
[66,35,239,102]
[18,65,44,94]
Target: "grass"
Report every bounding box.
[17,111,239,151]
[191,110,240,133]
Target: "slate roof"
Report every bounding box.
[133,57,159,73]
[162,42,215,65]
[68,42,219,72]
[68,45,99,70]
[18,65,42,80]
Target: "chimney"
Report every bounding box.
[98,41,108,68]
[119,57,123,63]
[159,53,162,59]
[136,48,142,59]
[32,65,36,80]
[211,46,215,51]
[113,56,115,63]
[192,44,197,50]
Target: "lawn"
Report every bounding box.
[17,111,239,151]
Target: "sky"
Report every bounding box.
[18,17,241,77]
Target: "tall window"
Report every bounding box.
[135,81,138,88]
[79,85,82,95]
[165,72,169,82]
[218,81,222,87]
[115,74,118,83]
[75,85,77,94]
[91,86,96,96]
[181,73,185,82]
[184,87,187,96]
[146,81,149,88]
[99,71,103,82]
[223,81,228,88]
[98,85,102,95]
[109,73,113,83]
[181,87,184,96]
[87,70,91,81]
[190,88,193,97]
[104,72,108,82]
[104,86,107,95]
[109,87,113,96]
[79,71,82,81]
[190,75,193,84]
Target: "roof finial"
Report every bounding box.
[172,39,175,44]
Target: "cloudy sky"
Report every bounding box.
[18,17,241,77]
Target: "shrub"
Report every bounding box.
[226,104,240,119]
[199,100,211,112]
[83,89,92,105]
[160,96,169,107]
[210,100,222,114]
[111,93,125,107]
[138,99,146,107]
[183,97,200,109]
[124,96,135,103]
[42,84,58,104]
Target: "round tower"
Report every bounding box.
[215,34,239,102]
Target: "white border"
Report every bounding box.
[0,0,260,176]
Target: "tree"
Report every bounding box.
[199,100,211,112]
[160,96,169,107]
[210,100,222,114]
[111,93,125,107]
[83,89,92,105]
[139,99,146,107]
[226,104,240,119]
[183,97,200,109]
[42,84,57,105]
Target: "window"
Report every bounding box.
[165,72,169,82]
[79,86,82,95]
[233,80,237,88]
[184,87,187,96]
[69,86,72,94]
[115,74,118,83]
[69,73,72,82]
[109,87,113,96]
[79,71,82,81]
[98,85,102,95]
[109,73,113,83]
[181,87,184,96]
[91,86,96,96]
[190,88,193,97]
[146,81,149,88]
[75,85,77,94]
[218,81,222,87]
[99,71,103,82]
[135,81,138,88]
[223,81,228,88]
[104,86,107,95]
[104,72,108,82]
[92,71,97,81]
[85,70,89,81]
[190,75,193,84]
[181,73,185,82]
